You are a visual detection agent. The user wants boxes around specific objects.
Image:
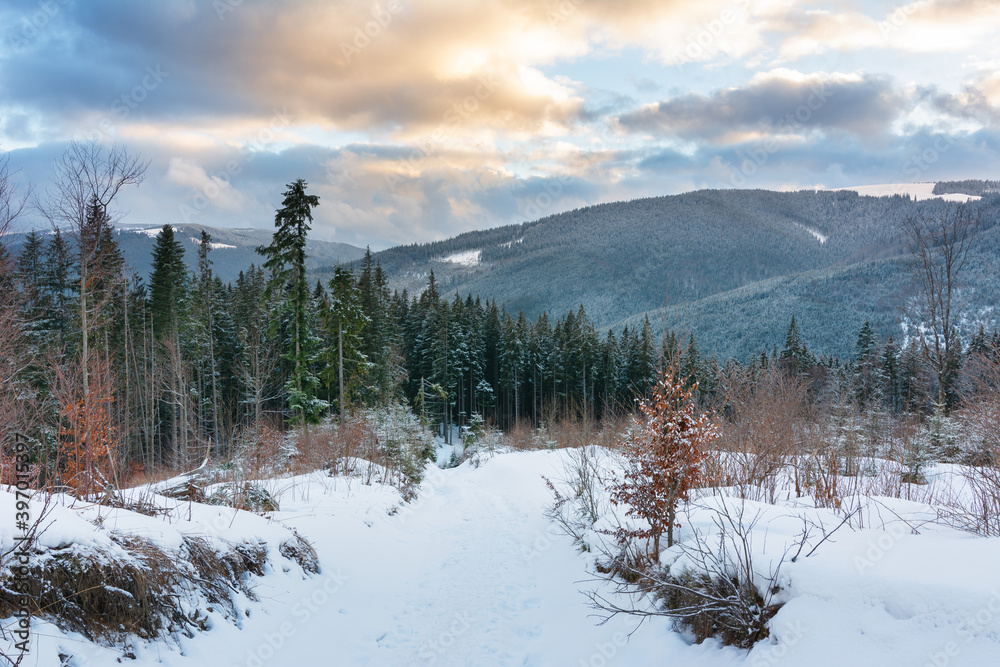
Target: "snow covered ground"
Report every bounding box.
[437,250,481,267]
[829,183,980,202]
[5,450,1000,666]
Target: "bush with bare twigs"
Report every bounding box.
[714,367,808,504]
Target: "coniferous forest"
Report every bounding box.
[2,145,999,493]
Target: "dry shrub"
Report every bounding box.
[589,501,790,650]
[715,368,808,503]
[529,417,629,452]
[0,536,183,642]
[0,531,300,647]
[51,358,121,496]
[240,426,287,478]
[292,418,368,477]
[183,537,267,609]
[926,350,1000,534]
[798,444,842,509]
[940,462,1000,536]
[505,420,540,450]
[278,532,321,575]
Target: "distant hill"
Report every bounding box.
[5,223,366,285]
[341,186,1000,360]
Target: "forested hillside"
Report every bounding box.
[357,189,1000,359]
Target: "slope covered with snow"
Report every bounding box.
[830,182,980,202]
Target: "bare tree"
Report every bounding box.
[34,142,147,488]
[904,204,982,411]
[36,141,148,403]
[0,152,28,234]
[0,152,31,450]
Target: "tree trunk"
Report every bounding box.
[338,321,344,417]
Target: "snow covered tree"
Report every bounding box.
[780,315,811,374]
[610,367,719,558]
[320,267,367,415]
[257,179,326,431]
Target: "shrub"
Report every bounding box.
[609,369,718,558]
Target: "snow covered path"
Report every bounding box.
[254,452,711,667]
[25,450,1000,666]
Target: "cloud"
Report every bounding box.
[617,70,904,142]
[776,0,1000,59]
[166,157,246,212]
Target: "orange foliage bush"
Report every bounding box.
[54,361,119,496]
[611,368,719,558]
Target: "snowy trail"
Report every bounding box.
[268,455,662,666]
[219,452,714,667]
[21,450,1000,667]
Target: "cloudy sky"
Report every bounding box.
[2,0,999,248]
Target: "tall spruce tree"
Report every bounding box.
[321,267,367,415]
[148,224,188,464]
[149,225,187,339]
[257,179,325,431]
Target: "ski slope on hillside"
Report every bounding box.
[830,183,980,202]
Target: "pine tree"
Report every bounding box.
[38,228,76,351]
[148,224,189,464]
[780,316,810,374]
[321,267,367,415]
[149,225,187,339]
[233,265,280,432]
[191,231,222,450]
[257,179,326,431]
[852,320,880,407]
[15,231,46,349]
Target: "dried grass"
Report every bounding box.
[0,529,311,647]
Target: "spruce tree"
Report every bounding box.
[321,267,367,415]
[257,179,326,430]
[149,224,187,339]
[780,316,810,374]
[38,228,76,350]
